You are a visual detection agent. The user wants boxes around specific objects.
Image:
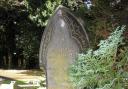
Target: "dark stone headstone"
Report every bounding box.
[39,5,89,89]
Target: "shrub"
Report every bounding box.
[69,26,128,89]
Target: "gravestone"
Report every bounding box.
[39,5,89,89]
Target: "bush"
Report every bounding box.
[69,26,128,89]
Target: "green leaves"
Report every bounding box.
[69,26,127,89]
[25,0,61,27]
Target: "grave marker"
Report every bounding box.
[39,5,89,89]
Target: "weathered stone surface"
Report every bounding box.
[39,5,89,89]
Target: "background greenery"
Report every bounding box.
[0,0,128,88]
[0,0,127,70]
[69,26,128,89]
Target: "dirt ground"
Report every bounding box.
[0,69,45,82]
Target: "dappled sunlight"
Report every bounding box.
[0,69,46,89]
[17,69,45,76]
[0,69,45,81]
[0,0,127,89]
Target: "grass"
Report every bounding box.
[0,69,46,89]
[2,79,26,84]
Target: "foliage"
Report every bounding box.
[0,0,23,9]
[0,0,127,71]
[25,0,61,27]
[67,0,128,47]
[0,0,42,69]
[15,20,42,68]
[0,0,26,68]
[24,0,87,27]
[69,26,128,89]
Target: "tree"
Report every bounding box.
[69,0,128,47]
[0,0,26,68]
[25,0,61,27]
[0,0,42,69]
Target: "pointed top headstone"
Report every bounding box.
[39,5,89,89]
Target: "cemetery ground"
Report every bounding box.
[0,69,46,89]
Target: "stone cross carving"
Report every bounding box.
[39,5,89,89]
